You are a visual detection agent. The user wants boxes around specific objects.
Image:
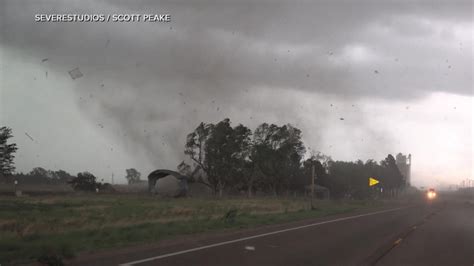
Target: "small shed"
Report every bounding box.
[148,169,188,197]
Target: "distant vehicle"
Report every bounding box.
[426,188,437,200]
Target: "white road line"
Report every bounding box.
[119,206,409,266]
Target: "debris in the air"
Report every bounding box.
[25,132,34,141]
[105,39,110,48]
[328,51,333,55]
[448,65,451,69]
[45,71,48,78]
[330,104,333,107]
[41,58,48,63]
[340,118,344,120]
[217,107,220,111]
[170,26,173,30]
[374,70,379,74]
[306,74,310,78]
[68,67,83,80]
[98,124,104,128]
[101,84,104,87]
[245,246,255,251]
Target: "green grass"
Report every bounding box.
[0,195,383,264]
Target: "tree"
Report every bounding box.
[125,168,141,184]
[184,119,252,196]
[54,170,75,184]
[69,172,100,191]
[380,154,404,196]
[0,127,18,180]
[185,122,215,189]
[251,123,305,196]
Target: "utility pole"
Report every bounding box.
[311,164,315,198]
[311,163,315,209]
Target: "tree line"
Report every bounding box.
[180,118,407,198]
[1,124,407,198]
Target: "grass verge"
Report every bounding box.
[0,195,384,264]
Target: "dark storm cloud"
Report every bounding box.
[1,0,472,100]
[1,0,472,169]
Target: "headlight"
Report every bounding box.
[427,191,436,199]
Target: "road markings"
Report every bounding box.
[244,246,255,251]
[119,206,409,266]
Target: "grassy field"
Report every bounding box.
[0,194,384,264]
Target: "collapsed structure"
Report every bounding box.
[148,169,188,197]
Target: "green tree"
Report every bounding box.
[0,127,18,179]
[185,122,215,190]
[380,154,404,196]
[185,119,252,196]
[69,172,100,191]
[125,168,141,184]
[252,123,305,196]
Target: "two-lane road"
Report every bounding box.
[71,198,474,266]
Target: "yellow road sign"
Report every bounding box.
[369,177,379,186]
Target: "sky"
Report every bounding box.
[0,0,472,188]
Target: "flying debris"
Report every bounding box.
[41,58,48,62]
[105,39,110,48]
[98,123,104,128]
[25,132,34,141]
[374,70,379,74]
[68,67,83,80]
[339,118,345,120]
[45,71,48,78]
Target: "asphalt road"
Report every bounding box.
[72,197,474,266]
